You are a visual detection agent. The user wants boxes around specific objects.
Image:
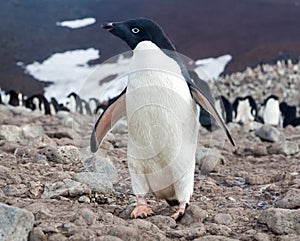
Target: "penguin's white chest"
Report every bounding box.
[125,41,199,199]
[263,99,281,125]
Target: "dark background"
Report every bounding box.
[1,0,300,96]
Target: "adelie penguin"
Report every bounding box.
[90,17,235,220]
[262,95,281,126]
[232,96,258,124]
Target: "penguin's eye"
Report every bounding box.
[131,28,140,34]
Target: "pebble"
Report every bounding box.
[78,195,91,204]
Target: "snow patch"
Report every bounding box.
[56,17,96,29]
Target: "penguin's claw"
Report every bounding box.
[171,207,185,220]
[130,204,153,219]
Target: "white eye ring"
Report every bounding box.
[132,28,139,34]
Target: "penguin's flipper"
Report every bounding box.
[187,81,235,146]
[90,88,127,152]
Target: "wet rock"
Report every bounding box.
[179,204,208,226]
[255,125,285,142]
[258,208,300,234]
[28,227,47,241]
[22,124,44,139]
[57,145,81,163]
[0,125,23,141]
[267,141,299,155]
[73,172,114,193]
[80,156,118,184]
[194,236,239,241]
[0,203,34,241]
[148,215,176,230]
[72,208,97,226]
[196,147,225,175]
[42,179,91,199]
[276,188,300,209]
[213,213,233,225]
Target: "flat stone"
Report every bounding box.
[276,188,300,209]
[41,179,91,199]
[258,208,300,234]
[21,124,44,139]
[80,156,118,184]
[0,125,23,141]
[73,172,114,193]
[0,203,34,241]
[267,141,299,155]
[255,125,285,142]
[213,213,233,225]
[148,215,176,230]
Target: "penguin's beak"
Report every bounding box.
[101,22,114,31]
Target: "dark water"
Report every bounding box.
[1,0,300,96]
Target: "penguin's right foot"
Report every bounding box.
[130,195,153,219]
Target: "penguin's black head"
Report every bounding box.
[102,17,175,51]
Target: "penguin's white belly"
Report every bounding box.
[126,70,199,201]
[263,100,280,125]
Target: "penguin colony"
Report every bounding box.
[1,17,299,220]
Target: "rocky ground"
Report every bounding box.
[1,63,300,240]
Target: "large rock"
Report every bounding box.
[42,179,91,199]
[21,124,44,139]
[0,125,23,141]
[267,141,299,155]
[0,203,34,241]
[196,147,225,175]
[80,156,118,184]
[276,188,300,209]
[73,172,114,193]
[258,208,300,234]
[179,204,208,226]
[255,125,285,142]
[194,236,239,241]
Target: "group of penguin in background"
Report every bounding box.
[206,94,300,129]
[1,89,300,129]
[0,90,108,116]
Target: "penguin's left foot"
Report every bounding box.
[130,195,153,219]
[171,200,187,221]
